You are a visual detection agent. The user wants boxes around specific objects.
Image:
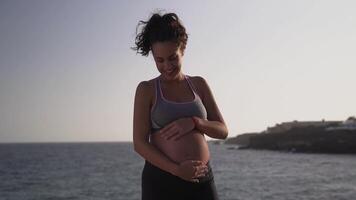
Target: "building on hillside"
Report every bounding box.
[326,116,356,131]
[266,119,342,133]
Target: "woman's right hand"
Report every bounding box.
[158,117,195,141]
[174,160,208,182]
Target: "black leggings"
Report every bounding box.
[141,161,219,200]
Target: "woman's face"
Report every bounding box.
[151,41,184,81]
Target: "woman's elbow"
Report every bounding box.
[219,132,228,140]
[133,137,141,152]
[222,132,229,140]
[133,140,140,153]
[212,130,228,140]
[133,137,148,154]
[221,127,229,140]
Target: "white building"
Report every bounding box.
[326,116,356,131]
[266,120,341,133]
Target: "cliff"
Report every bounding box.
[225,127,356,154]
[224,133,258,148]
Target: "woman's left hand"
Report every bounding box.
[159,117,195,141]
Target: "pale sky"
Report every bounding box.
[1,0,355,143]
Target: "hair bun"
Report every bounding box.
[132,12,188,57]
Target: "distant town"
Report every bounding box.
[223,116,356,154]
[265,116,356,133]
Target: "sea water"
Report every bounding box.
[0,142,355,200]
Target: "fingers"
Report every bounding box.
[195,164,208,171]
[171,131,184,141]
[160,127,179,140]
[159,122,175,135]
[195,165,208,174]
[169,118,194,140]
[159,121,180,140]
[160,124,184,141]
[191,166,209,181]
[192,163,208,179]
[189,160,206,166]
[159,118,194,141]
[166,128,180,140]
[185,160,201,166]
[178,160,208,183]
[189,178,199,183]
[194,166,208,178]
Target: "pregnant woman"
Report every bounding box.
[132,12,228,200]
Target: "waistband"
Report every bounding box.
[144,160,214,184]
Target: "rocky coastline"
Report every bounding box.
[223,118,356,154]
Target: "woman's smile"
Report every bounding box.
[166,67,177,76]
[151,41,184,81]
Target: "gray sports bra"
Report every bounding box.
[150,75,207,133]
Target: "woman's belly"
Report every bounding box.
[150,129,210,164]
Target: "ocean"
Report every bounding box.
[0,142,355,200]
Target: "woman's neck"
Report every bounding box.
[159,73,185,85]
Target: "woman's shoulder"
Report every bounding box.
[186,75,211,99]
[187,75,209,88]
[135,78,156,97]
[137,78,155,88]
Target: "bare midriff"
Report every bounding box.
[150,129,210,165]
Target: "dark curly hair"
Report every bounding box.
[132,12,188,56]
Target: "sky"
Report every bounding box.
[0,0,355,143]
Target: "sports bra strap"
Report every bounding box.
[185,75,199,96]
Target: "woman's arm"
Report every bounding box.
[192,77,229,139]
[133,81,178,174]
[133,81,207,181]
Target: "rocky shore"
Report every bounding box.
[224,127,356,154]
